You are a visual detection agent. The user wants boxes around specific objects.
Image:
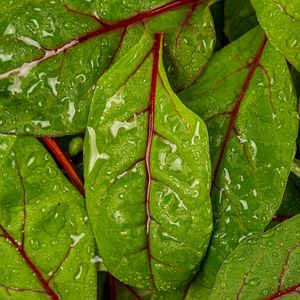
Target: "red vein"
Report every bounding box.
[212,37,268,185]
[41,137,85,196]
[265,243,300,299]
[0,285,46,295]
[47,246,72,282]
[0,225,59,300]
[0,0,198,80]
[266,283,300,299]
[64,5,106,25]
[144,33,162,288]
[175,0,201,48]
[108,27,128,67]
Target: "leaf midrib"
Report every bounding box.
[0,0,200,81]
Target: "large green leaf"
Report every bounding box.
[0,0,216,136]
[84,32,212,291]
[209,215,300,300]
[179,26,298,296]
[0,135,96,299]
[251,0,300,72]
[224,0,258,41]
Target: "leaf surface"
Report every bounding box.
[251,0,300,72]
[84,32,212,291]
[209,215,300,300]
[0,0,216,136]
[0,135,96,299]
[179,26,298,295]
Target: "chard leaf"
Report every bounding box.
[84,32,212,291]
[224,0,258,41]
[209,215,300,300]
[251,0,300,72]
[0,135,96,299]
[0,0,216,136]
[277,176,300,218]
[179,26,298,295]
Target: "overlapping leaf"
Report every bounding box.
[210,215,300,300]
[0,0,216,136]
[251,0,300,72]
[84,32,212,291]
[0,135,96,299]
[179,26,298,296]
[224,0,257,41]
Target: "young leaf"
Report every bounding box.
[224,0,258,41]
[209,215,300,300]
[0,135,96,299]
[179,26,298,295]
[251,0,300,72]
[84,32,212,291]
[0,0,216,136]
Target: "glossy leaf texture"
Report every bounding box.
[84,32,212,291]
[224,0,258,41]
[0,0,216,136]
[251,0,300,72]
[179,26,298,296]
[209,215,300,300]
[0,135,96,299]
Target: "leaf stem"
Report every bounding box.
[41,137,85,196]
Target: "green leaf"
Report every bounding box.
[251,0,300,72]
[224,0,258,41]
[209,215,300,300]
[84,32,212,291]
[179,26,298,295]
[151,289,186,300]
[277,176,300,218]
[0,0,216,136]
[0,135,96,299]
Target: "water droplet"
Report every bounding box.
[249,278,260,286]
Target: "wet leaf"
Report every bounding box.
[224,0,258,41]
[179,26,298,295]
[0,135,96,299]
[84,32,212,291]
[210,215,300,300]
[251,0,300,72]
[0,0,216,136]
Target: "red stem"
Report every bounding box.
[108,275,116,300]
[272,215,289,223]
[41,137,85,196]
